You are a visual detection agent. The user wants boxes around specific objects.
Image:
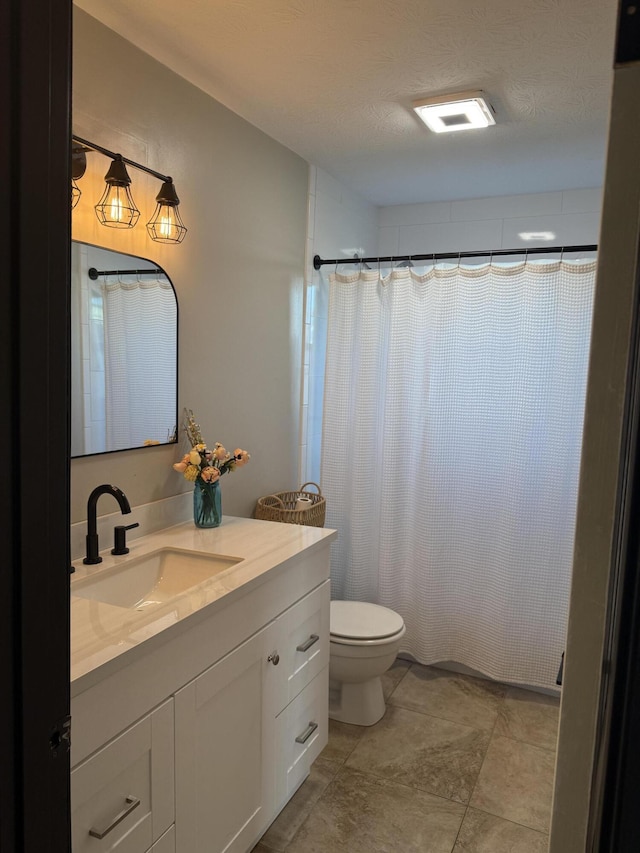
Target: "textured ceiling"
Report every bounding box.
[74,0,618,206]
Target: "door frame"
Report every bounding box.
[0,0,72,850]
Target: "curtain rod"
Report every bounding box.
[313,244,598,270]
[88,267,166,280]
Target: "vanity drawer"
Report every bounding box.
[280,579,330,706]
[276,666,328,806]
[71,699,174,853]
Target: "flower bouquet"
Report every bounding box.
[173,409,250,528]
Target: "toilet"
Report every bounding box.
[329,600,406,726]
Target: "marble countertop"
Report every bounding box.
[71,516,336,687]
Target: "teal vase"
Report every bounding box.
[193,479,222,528]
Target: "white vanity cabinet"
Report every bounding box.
[174,580,330,853]
[71,524,334,853]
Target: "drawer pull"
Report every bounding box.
[89,795,140,839]
[296,634,320,653]
[295,721,318,744]
[267,651,280,665]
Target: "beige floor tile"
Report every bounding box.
[382,657,411,700]
[390,665,507,730]
[259,758,339,851]
[320,718,366,763]
[495,687,560,752]
[346,705,490,804]
[285,766,465,853]
[470,736,555,832]
[251,844,276,853]
[453,807,549,852]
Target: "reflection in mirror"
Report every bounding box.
[71,241,178,457]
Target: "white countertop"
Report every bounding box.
[71,516,336,686]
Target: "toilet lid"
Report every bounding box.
[330,600,405,640]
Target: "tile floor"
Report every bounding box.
[252,660,559,853]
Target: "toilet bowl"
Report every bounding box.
[329,600,406,726]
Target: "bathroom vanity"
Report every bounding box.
[70,516,336,853]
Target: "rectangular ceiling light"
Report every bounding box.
[412,91,496,133]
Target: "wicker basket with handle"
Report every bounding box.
[255,482,326,527]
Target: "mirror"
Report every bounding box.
[71,241,178,457]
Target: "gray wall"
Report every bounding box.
[71,9,308,523]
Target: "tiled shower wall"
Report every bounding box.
[300,179,602,486]
[300,166,378,485]
[378,187,602,257]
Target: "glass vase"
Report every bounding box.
[193,479,222,528]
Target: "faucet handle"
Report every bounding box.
[111,522,140,556]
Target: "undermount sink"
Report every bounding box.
[71,547,242,609]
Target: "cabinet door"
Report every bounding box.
[148,826,175,853]
[175,622,279,853]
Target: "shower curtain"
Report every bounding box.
[321,260,596,688]
[103,276,176,448]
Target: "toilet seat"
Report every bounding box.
[330,601,405,644]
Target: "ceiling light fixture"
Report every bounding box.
[412,90,496,134]
[518,231,556,241]
[72,134,188,244]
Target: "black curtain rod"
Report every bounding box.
[72,134,171,183]
[313,244,598,270]
[88,267,166,280]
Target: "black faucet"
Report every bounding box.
[84,484,132,565]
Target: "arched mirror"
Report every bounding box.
[71,241,178,457]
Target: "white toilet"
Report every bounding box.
[329,600,406,726]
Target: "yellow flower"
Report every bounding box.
[189,449,201,465]
[195,443,207,451]
[184,464,199,482]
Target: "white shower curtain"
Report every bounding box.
[321,260,596,688]
[103,277,177,449]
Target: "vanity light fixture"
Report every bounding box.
[146,179,188,244]
[71,134,188,243]
[412,90,496,133]
[95,155,141,229]
[71,145,87,209]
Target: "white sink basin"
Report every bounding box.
[72,547,242,609]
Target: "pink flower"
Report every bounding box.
[173,461,188,473]
[233,449,250,467]
[213,443,227,461]
[200,466,221,483]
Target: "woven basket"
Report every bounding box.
[255,482,326,527]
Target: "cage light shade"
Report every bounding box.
[146,180,187,244]
[71,179,81,209]
[95,155,140,228]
